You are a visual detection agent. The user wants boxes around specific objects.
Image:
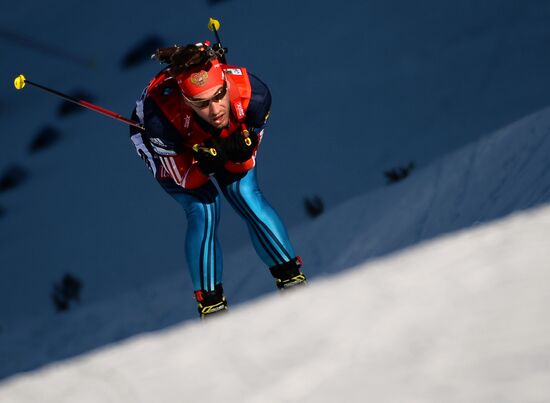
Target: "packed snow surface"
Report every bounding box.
[1,203,549,403]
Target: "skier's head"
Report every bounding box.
[177,59,230,128]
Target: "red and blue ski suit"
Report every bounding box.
[130,64,297,292]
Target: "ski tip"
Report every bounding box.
[208,17,220,32]
[14,74,26,90]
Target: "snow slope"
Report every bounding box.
[1,202,549,403]
[1,0,550,383]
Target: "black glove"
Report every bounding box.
[223,131,259,163]
[195,137,227,176]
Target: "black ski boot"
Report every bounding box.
[269,257,307,290]
[194,284,228,319]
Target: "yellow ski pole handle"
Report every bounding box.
[193,144,217,156]
[208,18,221,32]
[241,129,252,146]
[14,74,26,89]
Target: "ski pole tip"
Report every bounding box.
[13,74,26,90]
[208,17,220,32]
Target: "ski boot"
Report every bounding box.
[194,284,228,319]
[269,257,307,290]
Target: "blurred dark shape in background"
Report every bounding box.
[304,195,324,218]
[209,0,230,3]
[0,28,94,68]
[57,90,96,117]
[121,35,165,69]
[51,273,83,312]
[0,164,29,193]
[384,161,416,184]
[0,205,5,220]
[28,125,62,154]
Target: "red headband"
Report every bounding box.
[176,59,225,97]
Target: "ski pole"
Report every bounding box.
[13,74,145,131]
[207,17,250,148]
[208,18,222,45]
[208,18,227,64]
[13,76,218,156]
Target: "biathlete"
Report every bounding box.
[129,42,306,318]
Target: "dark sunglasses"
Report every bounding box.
[184,82,227,109]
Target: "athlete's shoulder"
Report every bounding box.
[246,73,272,128]
[136,68,190,151]
[144,68,180,99]
[223,65,270,127]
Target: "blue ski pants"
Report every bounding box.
[160,167,296,292]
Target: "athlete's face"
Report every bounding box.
[184,82,230,129]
